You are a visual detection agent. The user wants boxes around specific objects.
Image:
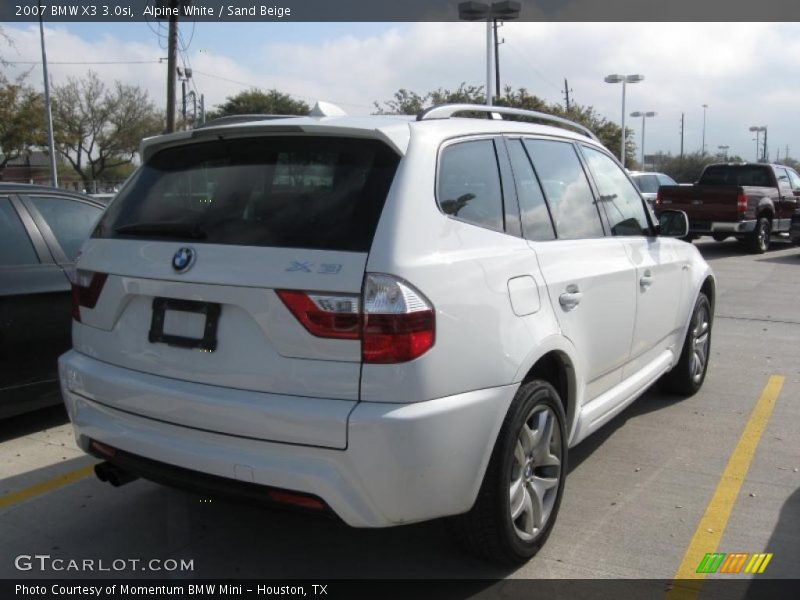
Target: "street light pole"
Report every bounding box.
[458,2,521,107]
[605,73,644,168]
[38,3,58,187]
[749,126,766,162]
[486,19,493,105]
[630,111,656,170]
[701,104,708,154]
[493,19,500,101]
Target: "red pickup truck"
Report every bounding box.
[655,163,800,252]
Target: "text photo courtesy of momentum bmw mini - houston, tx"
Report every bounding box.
[1,1,799,599]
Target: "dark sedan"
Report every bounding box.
[0,184,106,418]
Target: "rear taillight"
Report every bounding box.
[655,189,662,211]
[277,274,435,364]
[276,290,361,339]
[737,191,748,213]
[71,270,108,322]
[362,274,435,364]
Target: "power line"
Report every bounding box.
[6,60,162,65]
[182,20,196,51]
[144,14,169,50]
[501,38,563,95]
[177,27,202,107]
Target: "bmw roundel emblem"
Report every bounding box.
[172,247,196,272]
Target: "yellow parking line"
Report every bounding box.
[667,375,784,598]
[0,464,96,509]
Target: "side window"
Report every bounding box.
[437,139,504,232]
[581,146,651,236]
[522,139,604,239]
[0,197,39,266]
[28,196,103,262]
[787,169,800,192]
[506,140,554,241]
[775,168,792,193]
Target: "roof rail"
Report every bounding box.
[417,103,599,141]
[195,114,303,129]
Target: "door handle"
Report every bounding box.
[640,270,653,290]
[559,285,583,311]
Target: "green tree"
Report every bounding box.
[375,84,634,165]
[648,151,746,184]
[53,71,162,189]
[206,88,310,120]
[0,74,47,172]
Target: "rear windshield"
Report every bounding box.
[699,165,773,187]
[631,174,660,194]
[95,136,400,252]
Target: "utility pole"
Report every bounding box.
[762,127,768,162]
[679,113,685,159]
[165,0,179,133]
[563,78,572,111]
[200,94,205,125]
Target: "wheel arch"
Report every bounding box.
[518,348,578,441]
[756,200,775,220]
[700,275,716,316]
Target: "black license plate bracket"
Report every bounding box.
[148,298,221,352]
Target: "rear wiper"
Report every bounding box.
[114,221,207,240]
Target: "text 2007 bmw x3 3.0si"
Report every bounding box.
[59,103,714,564]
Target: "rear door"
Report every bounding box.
[74,135,400,448]
[773,167,795,227]
[0,196,71,415]
[579,145,685,377]
[511,137,636,402]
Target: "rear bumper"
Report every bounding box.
[59,351,514,527]
[689,219,756,234]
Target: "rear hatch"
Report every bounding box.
[71,134,400,448]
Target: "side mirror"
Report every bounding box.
[659,210,689,238]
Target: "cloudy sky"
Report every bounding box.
[2,21,798,162]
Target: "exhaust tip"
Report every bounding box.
[94,462,138,487]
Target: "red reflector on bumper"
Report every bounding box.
[91,440,117,458]
[268,490,326,510]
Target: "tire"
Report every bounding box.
[712,233,728,242]
[748,216,771,253]
[447,380,567,565]
[659,292,712,396]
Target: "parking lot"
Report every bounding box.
[1,238,798,582]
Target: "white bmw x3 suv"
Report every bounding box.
[59,103,714,564]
